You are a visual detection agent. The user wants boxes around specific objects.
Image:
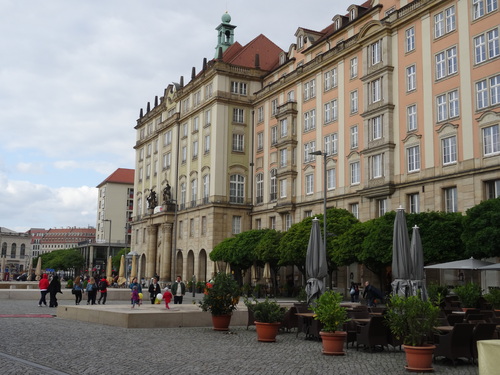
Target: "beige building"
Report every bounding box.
[0,227,31,278]
[131,1,500,287]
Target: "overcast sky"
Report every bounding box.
[0,0,354,232]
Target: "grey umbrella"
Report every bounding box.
[409,225,427,300]
[424,257,495,283]
[477,263,500,271]
[391,206,411,297]
[305,217,328,305]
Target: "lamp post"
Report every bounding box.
[103,219,112,273]
[309,150,328,265]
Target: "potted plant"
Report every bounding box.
[198,272,240,331]
[484,287,500,310]
[247,297,286,342]
[310,290,349,355]
[385,294,440,372]
[454,282,482,310]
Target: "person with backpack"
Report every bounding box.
[98,276,109,305]
[86,277,98,305]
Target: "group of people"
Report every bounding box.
[38,273,62,307]
[131,275,186,309]
[71,276,109,305]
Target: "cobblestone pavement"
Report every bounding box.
[0,298,479,375]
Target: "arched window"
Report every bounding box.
[20,244,26,257]
[1,242,6,256]
[229,174,245,203]
[11,243,16,258]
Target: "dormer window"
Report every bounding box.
[334,18,340,30]
[350,8,356,21]
[298,35,304,49]
[279,53,286,65]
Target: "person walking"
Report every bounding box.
[163,287,173,309]
[171,276,186,304]
[129,277,142,293]
[38,273,49,307]
[97,277,108,305]
[363,281,375,307]
[73,276,84,305]
[148,277,161,304]
[47,274,62,308]
[86,277,98,305]
[131,286,140,308]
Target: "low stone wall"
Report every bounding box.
[0,288,132,300]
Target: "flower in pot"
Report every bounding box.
[248,297,286,342]
[198,272,240,331]
[385,294,440,371]
[310,290,349,355]
[454,282,482,309]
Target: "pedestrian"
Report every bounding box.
[171,275,186,304]
[73,276,84,305]
[129,277,142,293]
[349,282,358,303]
[86,277,98,305]
[47,274,62,308]
[353,283,360,302]
[131,285,140,308]
[163,287,173,309]
[148,277,161,304]
[97,276,108,305]
[363,281,375,307]
[38,273,49,307]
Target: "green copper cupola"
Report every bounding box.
[215,12,236,58]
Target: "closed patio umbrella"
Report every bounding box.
[225,262,231,275]
[130,253,137,281]
[391,206,411,297]
[106,256,113,284]
[35,257,42,281]
[116,255,126,286]
[251,264,258,286]
[305,217,328,305]
[409,225,427,300]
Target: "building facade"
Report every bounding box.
[0,227,31,278]
[131,1,500,287]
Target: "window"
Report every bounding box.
[371,78,382,103]
[271,126,278,145]
[371,116,382,140]
[204,134,210,154]
[284,214,293,230]
[485,179,500,199]
[232,134,244,152]
[434,6,455,38]
[350,90,358,113]
[280,179,287,198]
[371,40,382,65]
[407,65,416,91]
[474,0,498,20]
[280,149,288,167]
[205,83,213,98]
[350,125,358,149]
[271,99,278,115]
[324,133,338,156]
[203,174,210,203]
[350,203,359,219]
[255,218,262,230]
[303,141,316,163]
[182,123,188,137]
[270,216,276,230]
[147,143,152,156]
[280,119,288,137]
[233,108,244,123]
[324,68,337,90]
[324,100,338,123]
[191,179,197,206]
[303,79,316,101]
[474,28,499,64]
[405,27,415,52]
[180,183,186,209]
[377,199,387,217]
[204,109,211,126]
[164,130,172,146]
[231,81,247,95]
[232,216,241,234]
[305,174,314,195]
[483,124,500,156]
[181,146,187,163]
[139,148,144,160]
[327,168,336,190]
[304,109,316,131]
[182,98,190,113]
[436,89,459,122]
[350,161,360,185]
[270,169,277,201]
[229,175,245,203]
[193,91,201,107]
[408,193,420,213]
[304,210,312,218]
[406,104,417,131]
[256,173,264,204]
[146,164,150,179]
[407,145,420,172]
[162,153,171,169]
[192,117,199,132]
[436,46,458,79]
[287,90,295,101]
[444,187,458,212]
[371,154,383,178]
[350,57,358,78]
[442,136,457,165]
[257,106,264,122]
[257,132,264,151]
[192,140,198,158]
[201,216,207,235]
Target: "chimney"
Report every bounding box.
[191,67,196,80]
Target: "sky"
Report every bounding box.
[0,0,354,233]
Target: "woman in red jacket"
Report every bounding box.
[38,274,49,307]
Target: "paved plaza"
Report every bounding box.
[0,296,479,375]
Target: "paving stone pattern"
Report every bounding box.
[0,299,479,375]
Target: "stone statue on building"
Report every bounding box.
[147,190,157,209]
[163,184,172,204]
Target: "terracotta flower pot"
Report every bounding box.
[403,344,436,372]
[319,331,347,355]
[211,314,232,331]
[255,321,281,342]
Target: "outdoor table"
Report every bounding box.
[295,313,316,340]
[434,326,453,333]
[352,318,371,324]
[451,311,465,315]
[478,340,500,375]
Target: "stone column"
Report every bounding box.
[146,225,158,279]
[160,223,173,283]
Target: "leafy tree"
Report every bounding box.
[333,222,367,266]
[112,248,129,272]
[278,216,313,275]
[461,197,500,258]
[254,229,283,294]
[34,249,85,272]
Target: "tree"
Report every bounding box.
[112,248,129,273]
[254,229,283,294]
[278,216,313,276]
[461,197,500,259]
[334,222,367,266]
[34,249,85,272]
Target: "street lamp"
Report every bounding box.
[309,150,328,263]
[103,219,112,265]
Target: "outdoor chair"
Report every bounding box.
[344,320,358,348]
[351,310,371,319]
[246,306,255,330]
[464,309,480,319]
[369,307,386,314]
[479,310,495,323]
[471,323,497,364]
[433,323,475,365]
[446,314,464,326]
[280,306,298,332]
[465,314,484,323]
[356,316,389,352]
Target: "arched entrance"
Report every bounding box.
[140,253,146,283]
[198,249,207,282]
[175,251,183,279]
[187,250,195,280]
